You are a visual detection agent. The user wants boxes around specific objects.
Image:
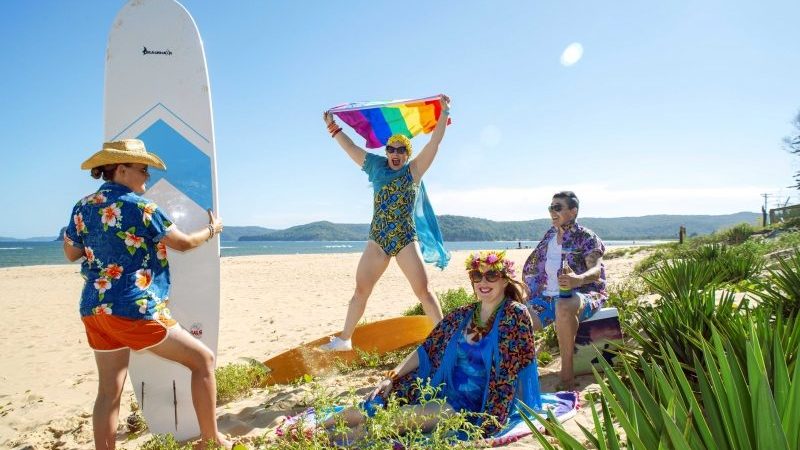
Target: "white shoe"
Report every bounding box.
[319,336,352,352]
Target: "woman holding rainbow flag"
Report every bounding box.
[320,95,451,351]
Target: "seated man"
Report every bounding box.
[522,191,607,389]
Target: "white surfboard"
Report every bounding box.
[104,0,219,440]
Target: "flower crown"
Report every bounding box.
[386,134,413,157]
[464,250,516,279]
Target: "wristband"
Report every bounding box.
[206,224,215,241]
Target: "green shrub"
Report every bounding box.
[720,222,755,244]
[138,435,184,450]
[537,350,553,366]
[606,278,649,318]
[265,381,485,449]
[216,360,271,404]
[334,348,409,374]
[404,287,475,316]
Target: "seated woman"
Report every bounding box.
[281,251,542,444]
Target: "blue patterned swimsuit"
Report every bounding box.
[363,153,418,256]
[444,332,490,412]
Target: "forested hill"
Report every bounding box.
[235,212,759,241]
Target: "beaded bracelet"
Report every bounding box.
[331,127,342,138]
[206,224,215,241]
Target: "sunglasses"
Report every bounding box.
[386,145,407,155]
[469,270,504,283]
[122,163,149,175]
[548,203,566,212]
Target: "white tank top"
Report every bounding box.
[544,235,562,295]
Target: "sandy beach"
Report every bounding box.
[0,249,645,449]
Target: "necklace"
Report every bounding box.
[466,300,504,341]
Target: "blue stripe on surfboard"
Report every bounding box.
[137,119,212,210]
[111,102,210,144]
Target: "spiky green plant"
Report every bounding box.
[749,249,800,318]
[641,258,721,301]
[523,321,800,450]
[713,244,765,284]
[629,257,748,371]
[720,222,755,245]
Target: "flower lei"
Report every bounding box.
[466,299,505,341]
[464,250,516,279]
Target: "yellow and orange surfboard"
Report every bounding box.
[262,316,433,386]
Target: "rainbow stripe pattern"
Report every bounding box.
[328,95,449,148]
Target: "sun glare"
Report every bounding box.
[560,42,584,67]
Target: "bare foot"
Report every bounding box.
[193,433,233,450]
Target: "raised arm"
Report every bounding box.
[324,111,367,167]
[410,95,450,181]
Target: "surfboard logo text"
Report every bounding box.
[142,46,173,56]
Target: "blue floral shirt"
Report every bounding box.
[65,182,174,320]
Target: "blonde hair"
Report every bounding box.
[386,134,413,157]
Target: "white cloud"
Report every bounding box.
[560,42,584,67]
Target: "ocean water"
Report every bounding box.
[0,239,658,269]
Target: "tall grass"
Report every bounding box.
[216,360,271,404]
[404,287,474,316]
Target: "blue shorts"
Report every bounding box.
[528,293,597,328]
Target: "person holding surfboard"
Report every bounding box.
[522,191,607,390]
[63,139,231,450]
[281,250,541,442]
[319,95,451,351]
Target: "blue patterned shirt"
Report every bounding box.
[65,182,174,320]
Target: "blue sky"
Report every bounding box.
[2,0,799,238]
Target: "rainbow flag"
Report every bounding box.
[328,95,450,149]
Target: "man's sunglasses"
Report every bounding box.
[386,146,407,155]
[469,270,503,283]
[548,204,566,212]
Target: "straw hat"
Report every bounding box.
[80,139,167,170]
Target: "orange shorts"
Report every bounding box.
[82,315,178,352]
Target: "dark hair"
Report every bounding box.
[90,164,119,181]
[504,278,530,303]
[553,191,579,210]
